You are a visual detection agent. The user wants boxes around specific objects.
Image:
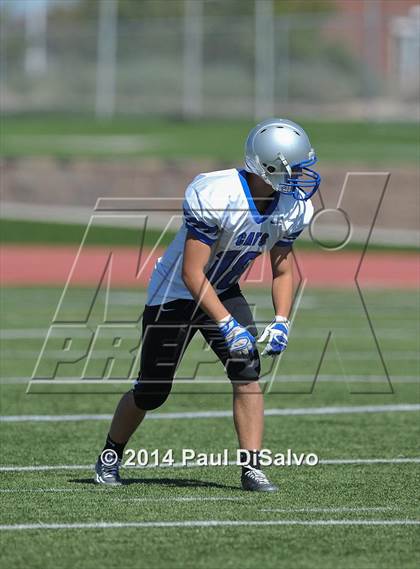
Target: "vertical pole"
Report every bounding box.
[255,0,275,119]
[24,0,47,77]
[183,0,203,118]
[278,16,289,108]
[363,0,381,100]
[95,0,118,119]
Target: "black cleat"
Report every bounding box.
[94,452,122,486]
[241,466,278,492]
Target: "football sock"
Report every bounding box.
[240,449,261,472]
[101,433,127,461]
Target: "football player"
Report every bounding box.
[95,118,320,491]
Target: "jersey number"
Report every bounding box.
[206,250,261,290]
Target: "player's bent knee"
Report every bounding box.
[229,371,260,384]
[132,382,171,411]
[227,350,261,383]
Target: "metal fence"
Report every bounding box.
[1,0,419,119]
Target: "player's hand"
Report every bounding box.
[258,317,290,357]
[218,316,256,357]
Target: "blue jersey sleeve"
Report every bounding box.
[183,184,220,246]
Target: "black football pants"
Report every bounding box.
[132,284,260,410]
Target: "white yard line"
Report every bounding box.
[261,507,396,513]
[1,403,419,423]
[0,465,93,472]
[1,328,418,340]
[2,375,418,385]
[8,351,420,361]
[117,497,246,502]
[0,490,243,501]
[0,519,419,531]
[320,458,420,465]
[0,488,93,493]
[0,414,114,422]
[1,457,419,473]
[0,491,400,511]
[0,329,57,340]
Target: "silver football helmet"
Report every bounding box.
[244,118,320,200]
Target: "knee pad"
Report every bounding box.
[132,381,172,411]
[226,349,261,383]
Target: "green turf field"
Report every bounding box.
[2,218,418,253]
[0,286,419,568]
[0,218,176,249]
[1,117,418,163]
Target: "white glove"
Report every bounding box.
[258,316,290,357]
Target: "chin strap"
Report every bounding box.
[275,152,292,176]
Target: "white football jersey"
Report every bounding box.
[147,168,313,305]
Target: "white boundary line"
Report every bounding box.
[1,457,419,473]
[0,519,419,531]
[1,403,419,423]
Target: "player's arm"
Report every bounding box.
[270,244,293,319]
[257,245,293,356]
[182,233,255,356]
[182,233,230,322]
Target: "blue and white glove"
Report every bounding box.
[218,316,256,357]
[258,316,290,357]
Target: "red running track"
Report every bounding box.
[0,245,418,288]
